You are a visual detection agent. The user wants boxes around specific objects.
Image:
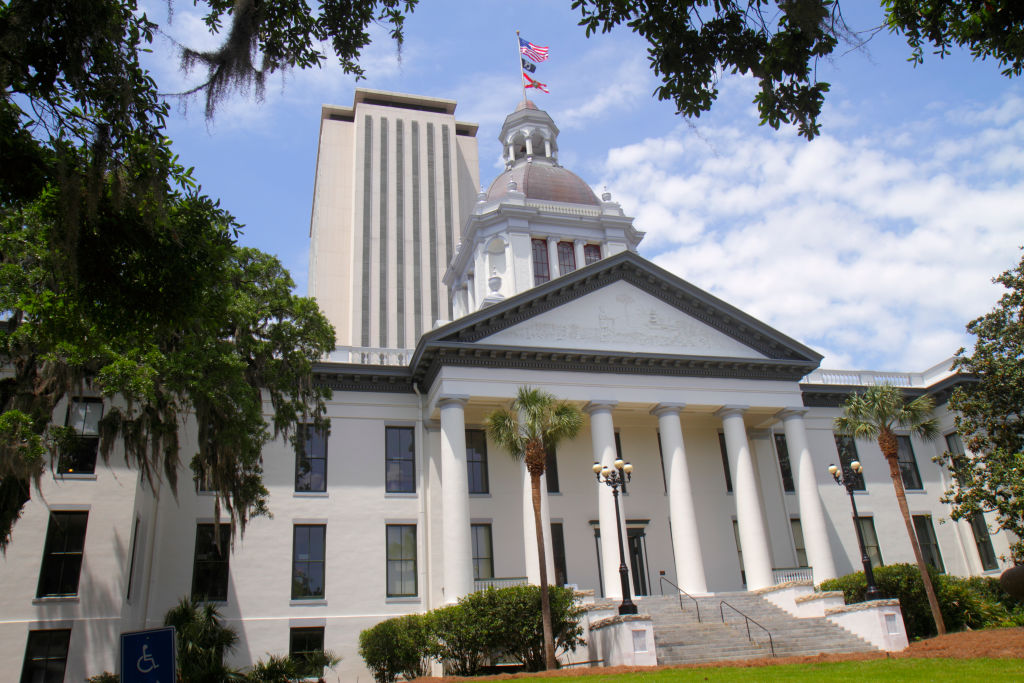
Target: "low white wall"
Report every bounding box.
[589,615,657,667]
[754,580,814,616]
[794,591,846,618]
[825,599,908,651]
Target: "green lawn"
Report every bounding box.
[551,659,1024,681]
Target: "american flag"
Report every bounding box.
[523,73,549,93]
[519,37,549,63]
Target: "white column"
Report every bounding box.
[779,408,837,583]
[585,400,623,599]
[652,403,707,594]
[522,464,555,585]
[543,138,552,157]
[717,405,773,590]
[573,239,585,270]
[547,238,560,278]
[439,395,473,602]
[525,136,534,156]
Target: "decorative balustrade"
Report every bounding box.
[473,576,529,592]
[327,347,415,366]
[772,567,813,584]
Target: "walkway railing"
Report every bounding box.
[772,567,813,584]
[719,601,775,657]
[473,576,528,592]
[658,575,701,623]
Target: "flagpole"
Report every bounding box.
[516,30,527,104]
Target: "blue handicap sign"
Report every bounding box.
[120,626,176,683]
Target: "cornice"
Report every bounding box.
[798,374,974,408]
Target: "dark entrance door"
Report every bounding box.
[627,529,649,596]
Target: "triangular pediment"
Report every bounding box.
[481,280,766,358]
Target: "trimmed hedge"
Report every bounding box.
[359,585,584,682]
[820,563,1024,639]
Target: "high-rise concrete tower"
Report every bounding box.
[309,89,480,350]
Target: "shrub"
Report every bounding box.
[359,613,432,683]
[820,563,1024,638]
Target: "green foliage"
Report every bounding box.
[359,613,433,683]
[945,250,1024,562]
[163,596,243,682]
[820,563,1024,639]
[834,384,939,444]
[86,674,119,683]
[358,585,585,680]
[246,650,340,682]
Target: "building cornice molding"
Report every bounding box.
[798,373,974,408]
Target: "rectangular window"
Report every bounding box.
[583,243,601,265]
[471,523,493,580]
[296,424,328,492]
[732,520,745,586]
[59,398,102,474]
[913,515,945,573]
[385,426,415,493]
[551,522,567,586]
[834,434,865,490]
[37,511,88,598]
[791,518,808,567]
[545,446,559,493]
[718,433,734,493]
[532,238,550,285]
[970,512,999,571]
[386,524,417,597]
[774,433,795,493]
[466,429,489,494]
[20,629,71,683]
[292,525,326,600]
[858,517,883,569]
[191,523,231,602]
[557,241,576,275]
[289,627,326,678]
[896,436,923,490]
[945,432,965,456]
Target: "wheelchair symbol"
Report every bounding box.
[137,644,159,673]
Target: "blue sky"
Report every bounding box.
[141,1,1024,372]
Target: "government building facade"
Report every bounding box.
[1,90,1014,681]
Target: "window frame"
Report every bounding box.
[790,518,808,567]
[774,433,795,493]
[59,397,103,475]
[969,512,999,571]
[531,238,550,285]
[291,524,327,600]
[718,432,734,493]
[20,629,71,683]
[471,523,494,581]
[191,522,231,602]
[384,426,416,494]
[896,435,923,490]
[556,240,576,275]
[583,243,601,265]
[289,626,326,678]
[295,423,328,493]
[857,516,883,569]
[551,522,568,587]
[912,514,945,573]
[834,434,865,490]
[37,511,88,598]
[386,524,418,598]
[545,446,560,493]
[466,429,489,495]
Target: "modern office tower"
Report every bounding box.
[309,89,480,351]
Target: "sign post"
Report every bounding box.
[120,626,176,683]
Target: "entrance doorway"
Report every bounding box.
[591,521,652,597]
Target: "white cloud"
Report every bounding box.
[604,84,1024,371]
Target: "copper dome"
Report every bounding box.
[486,162,600,206]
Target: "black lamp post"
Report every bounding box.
[593,458,638,615]
[829,460,883,601]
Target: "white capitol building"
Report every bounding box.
[2,89,1012,680]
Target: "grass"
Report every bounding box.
[544,658,1024,681]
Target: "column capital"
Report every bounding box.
[715,404,749,419]
[583,400,618,415]
[777,407,809,421]
[651,402,686,417]
[437,394,470,408]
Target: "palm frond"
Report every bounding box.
[485,409,527,460]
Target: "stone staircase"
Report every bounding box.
[638,591,878,665]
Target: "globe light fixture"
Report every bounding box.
[594,459,637,615]
[829,461,883,601]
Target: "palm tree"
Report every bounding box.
[164,596,243,682]
[486,387,583,670]
[835,384,946,635]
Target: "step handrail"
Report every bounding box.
[719,600,775,657]
[657,576,701,623]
